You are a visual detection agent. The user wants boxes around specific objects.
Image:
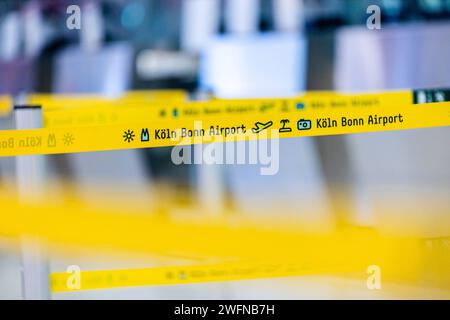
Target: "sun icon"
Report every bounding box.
[123,129,135,143]
[63,133,75,146]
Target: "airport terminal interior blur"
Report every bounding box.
[0,0,449,300]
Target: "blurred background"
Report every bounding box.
[0,0,449,299]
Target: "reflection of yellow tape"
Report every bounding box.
[0,102,449,157]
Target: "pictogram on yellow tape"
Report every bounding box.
[0,101,449,157]
[40,90,417,127]
[39,88,450,128]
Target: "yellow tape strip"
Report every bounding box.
[0,91,187,117]
[47,233,450,292]
[0,95,12,116]
[1,102,449,157]
[0,195,424,262]
[50,239,450,292]
[50,261,350,292]
[0,195,447,291]
[42,91,415,127]
[29,89,188,107]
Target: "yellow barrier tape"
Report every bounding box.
[0,95,12,116]
[28,89,188,109]
[49,239,449,292]
[0,193,447,291]
[121,89,188,102]
[42,90,417,127]
[1,102,449,157]
[50,260,353,292]
[0,194,425,263]
[21,90,188,117]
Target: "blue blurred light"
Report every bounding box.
[121,2,146,29]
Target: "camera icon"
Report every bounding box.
[297,119,312,130]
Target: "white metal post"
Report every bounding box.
[15,105,50,300]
